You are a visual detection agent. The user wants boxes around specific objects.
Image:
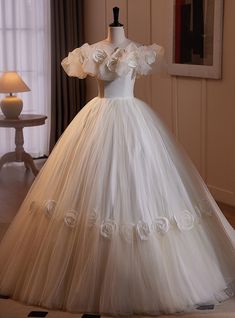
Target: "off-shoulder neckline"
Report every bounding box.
[81,41,153,52]
[61,41,164,80]
[90,39,142,49]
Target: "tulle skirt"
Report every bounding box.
[0,96,234,316]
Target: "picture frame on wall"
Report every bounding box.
[167,0,224,79]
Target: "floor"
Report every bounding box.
[0,161,235,318]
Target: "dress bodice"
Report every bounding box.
[97,72,135,98]
[61,41,164,98]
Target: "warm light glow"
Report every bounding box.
[0,71,30,93]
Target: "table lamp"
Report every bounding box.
[0,71,30,119]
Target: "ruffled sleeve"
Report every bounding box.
[124,43,165,77]
[149,44,166,76]
[61,43,91,79]
[61,43,109,79]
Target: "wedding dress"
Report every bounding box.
[0,39,234,316]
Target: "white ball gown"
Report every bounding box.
[0,40,234,316]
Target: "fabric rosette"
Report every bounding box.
[136,221,151,240]
[107,48,124,72]
[43,199,57,218]
[134,44,161,76]
[92,48,107,64]
[152,217,170,235]
[64,209,79,228]
[174,210,195,231]
[145,49,156,65]
[127,51,139,69]
[100,219,117,239]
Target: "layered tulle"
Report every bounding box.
[0,97,234,315]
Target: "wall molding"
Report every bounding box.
[172,77,179,139]
[200,79,207,180]
[208,184,235,206]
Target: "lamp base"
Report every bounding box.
[0,95,23,119]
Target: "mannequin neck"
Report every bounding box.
[106,26,127,45]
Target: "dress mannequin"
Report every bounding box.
[96,7,135,97]
[104,7,131,47]
[106,26,129,46]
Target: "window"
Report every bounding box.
[0,0,51,156]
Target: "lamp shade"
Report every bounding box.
[0,71,30,93]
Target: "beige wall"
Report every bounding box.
[84,0,235,206]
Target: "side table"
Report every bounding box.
[0,114,47,176]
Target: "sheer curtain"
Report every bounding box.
[0,0,51,157]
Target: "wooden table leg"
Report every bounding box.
[22,152,38,176]
[0,126,38,176]
[0,152,17,170]
[15,127,24,161]
[15,127,38,176]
